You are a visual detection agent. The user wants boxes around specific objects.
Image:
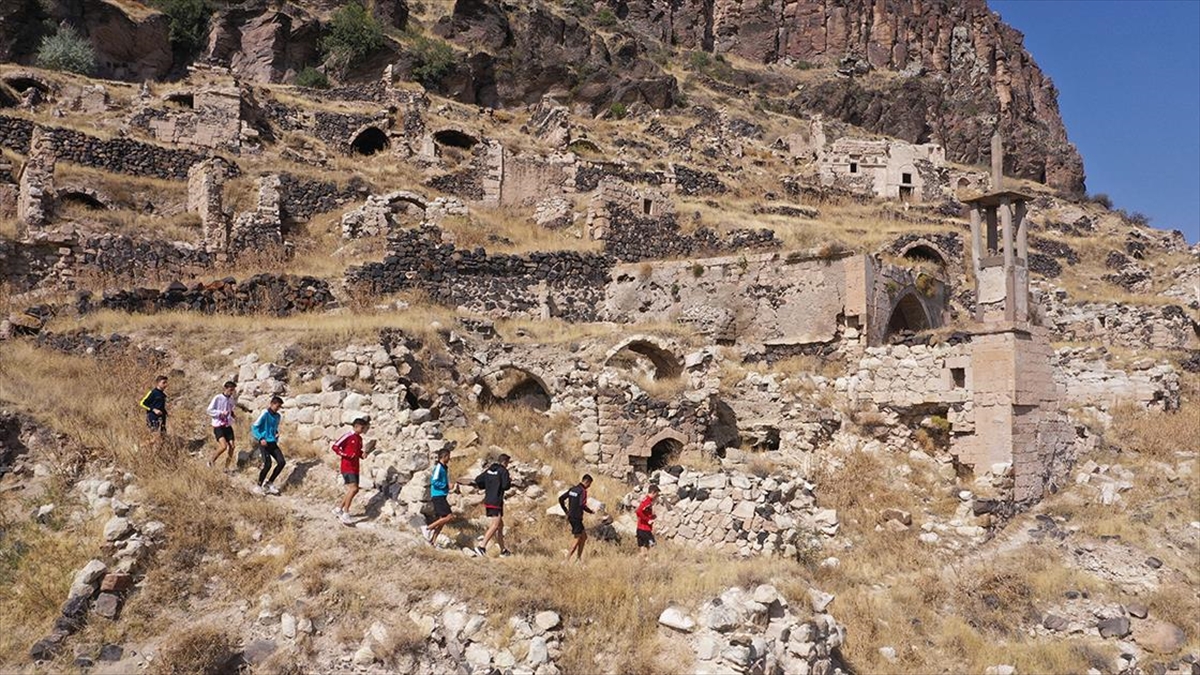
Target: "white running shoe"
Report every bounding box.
[420,525,431,542]
[252,485,264,495]
[266,483,280,495]
[332,506,344,516]
[340,513,354,526]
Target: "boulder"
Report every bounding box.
[73,560,108,587]
[103,517,133,542]
[1097,616,1131,639]
[1132,620,1186,654]
[658,605,695,632]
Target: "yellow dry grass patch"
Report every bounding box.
[0,516,101,665]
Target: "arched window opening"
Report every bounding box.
[351,127,389,156]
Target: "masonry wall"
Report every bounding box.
[0,116,215,180]
[604,252,856,345]
[345,226,611,322]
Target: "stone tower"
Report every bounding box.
[955,134,1074,503]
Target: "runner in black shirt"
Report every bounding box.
[473,454,512,557]
[558,474,594,563]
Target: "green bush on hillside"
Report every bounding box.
[294,66,330,89]
[410,35,455,87]
[156,0,212,56]
[35,26,96,75]
[322,2,385,73]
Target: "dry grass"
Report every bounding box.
[0,215,18,238]
[56,206,202,244]
[151,624,235,675]
[0,343,299,647]
[0,515,100,665]
[436,207,601,255]
[1107,399,1200,459]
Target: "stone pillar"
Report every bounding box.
[188,158,229,250]
[482,140,503,206]
[16,127,56,237]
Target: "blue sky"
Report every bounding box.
[990,0,1200,242]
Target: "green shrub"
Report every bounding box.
[595,8,616,26]
[322,2,385,72]
[35,26,96,75]
[608,101,627,119]
[410,35,455,87]
[155,0,211,56]
[566,0,594,15]
[294,66,330,89]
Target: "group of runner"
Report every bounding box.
[139,376,663,559]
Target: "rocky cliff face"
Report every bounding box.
[621,0,1086,194]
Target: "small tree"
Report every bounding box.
[294,66,330,89]
[156,0,211,56]
[322,2,385,74]
[608,101,627,119]
[36,26,96,75]
[410,35,455,88]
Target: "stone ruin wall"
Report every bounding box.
[0,115,215,181]
[345,225,611,322]
[603,251,935,350]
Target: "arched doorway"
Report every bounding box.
[885,292,931,340]
[350,127,389,156]
[647,437,683,471]
[478,366,552,411]
[433,129,479,150]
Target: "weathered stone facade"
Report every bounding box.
[819,136,946,202]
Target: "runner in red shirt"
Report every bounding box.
[635,484,661,558]
[331,418,370,526]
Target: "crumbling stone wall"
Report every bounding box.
[230,175,283,251]
[605,251,905,346]
[187,158,229,248]
[131,86,246,153]
[278,173,366,223]
[346,226,610,321]
[16,126,54,234]
[1039,295,1198,351]
[1053,348,1180,412]
[0,116,214,180]
[625,468,837,557]
[601,206,779,263]
[77,274,333,316]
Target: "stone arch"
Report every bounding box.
[899,240,948,266]
[3,74,50,94]
[635,429,687,472]
[385,191,427,212]
[165,92,195,109]
[604,335,683,380]
[478,364,552,411]
[55,188,111,211]
[350,126,390,156]
[884,291,932,340]
[433,128,479,150]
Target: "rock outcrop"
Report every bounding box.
[624,0,1086,194]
